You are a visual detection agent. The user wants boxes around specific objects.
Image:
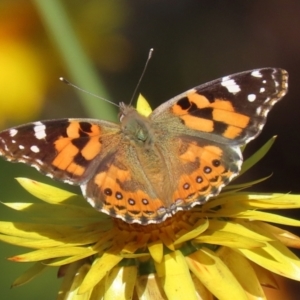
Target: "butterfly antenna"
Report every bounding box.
[59,77,119,108]
[129,48,154,106]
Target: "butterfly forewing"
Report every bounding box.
[152,68,288,145]
[0,119,120,184]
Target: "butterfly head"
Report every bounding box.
[119,102,153,145]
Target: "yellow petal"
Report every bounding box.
[11,261,48,287]
[9,246,94,262]
[223,175,271,191]
[155,250,197,300]
[58,261,92,300]
[158,231,175,251]
[0,221,74,240]
[174,218,209,245]
[235,221,300,280]
[186,248,248,300]
[89,277,105,300]
[258,222,300,248]
[236,210,300,227]
[0,233,90,249]
[240,240,300,280]
[249,262,279,289]
[208,220,272,242]
[136,94,152,117]
[47,253,101,267]
[16,178,80,204]
[217,247,266,299]
[121,233,150,254]
[190,273,214,300]
[148,240,164,263]
[194,231,265,248]
[79,249,122,294]
[2,202,102,224]
[246,193,300,209]
[104,265,137,300]
[58,261,84,299]
[222,193,300,210]
[136,273,167,300]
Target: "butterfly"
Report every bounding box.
[0,68,288,225]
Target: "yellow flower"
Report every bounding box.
[1,136,300,299]
[0,39,47,126]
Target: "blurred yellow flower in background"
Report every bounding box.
[0,2,47,126]
[0,40,46,126]
[0,0,132,127]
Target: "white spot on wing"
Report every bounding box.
[251,70,262,78]
[260,87,265,93]
[32,164,41,172]
[261,109,268,117]
[256,107,262,114]
[19,145,25,150]
[33,122,47,140]
[30,145,40,153]
[35,159,43,165]
[258,123,264,130]
[247,94,256,102]
[221,78,241,94]
[80,184,87,197]
[9,129,18,137]
[0,138,9,152]
[64,179,75,185]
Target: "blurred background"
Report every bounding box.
[0,0,300,299]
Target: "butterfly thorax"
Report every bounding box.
[119,103,154,147]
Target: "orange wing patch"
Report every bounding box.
[173,142,229,206]
[66,122,82,137]
[173,92,210,111]
[212,106,250,128]
[52,142,85,176]
[180,115,214,132]
[172,91,250,139]
[52,122,102,176]
[92,164,166,222]
[222,126,243,139]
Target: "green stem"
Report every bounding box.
[33,0,116,120]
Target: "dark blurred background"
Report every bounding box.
[0,0,299,299]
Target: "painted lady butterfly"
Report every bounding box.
[0,68,288,224]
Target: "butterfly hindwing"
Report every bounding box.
[80,143,168,224]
